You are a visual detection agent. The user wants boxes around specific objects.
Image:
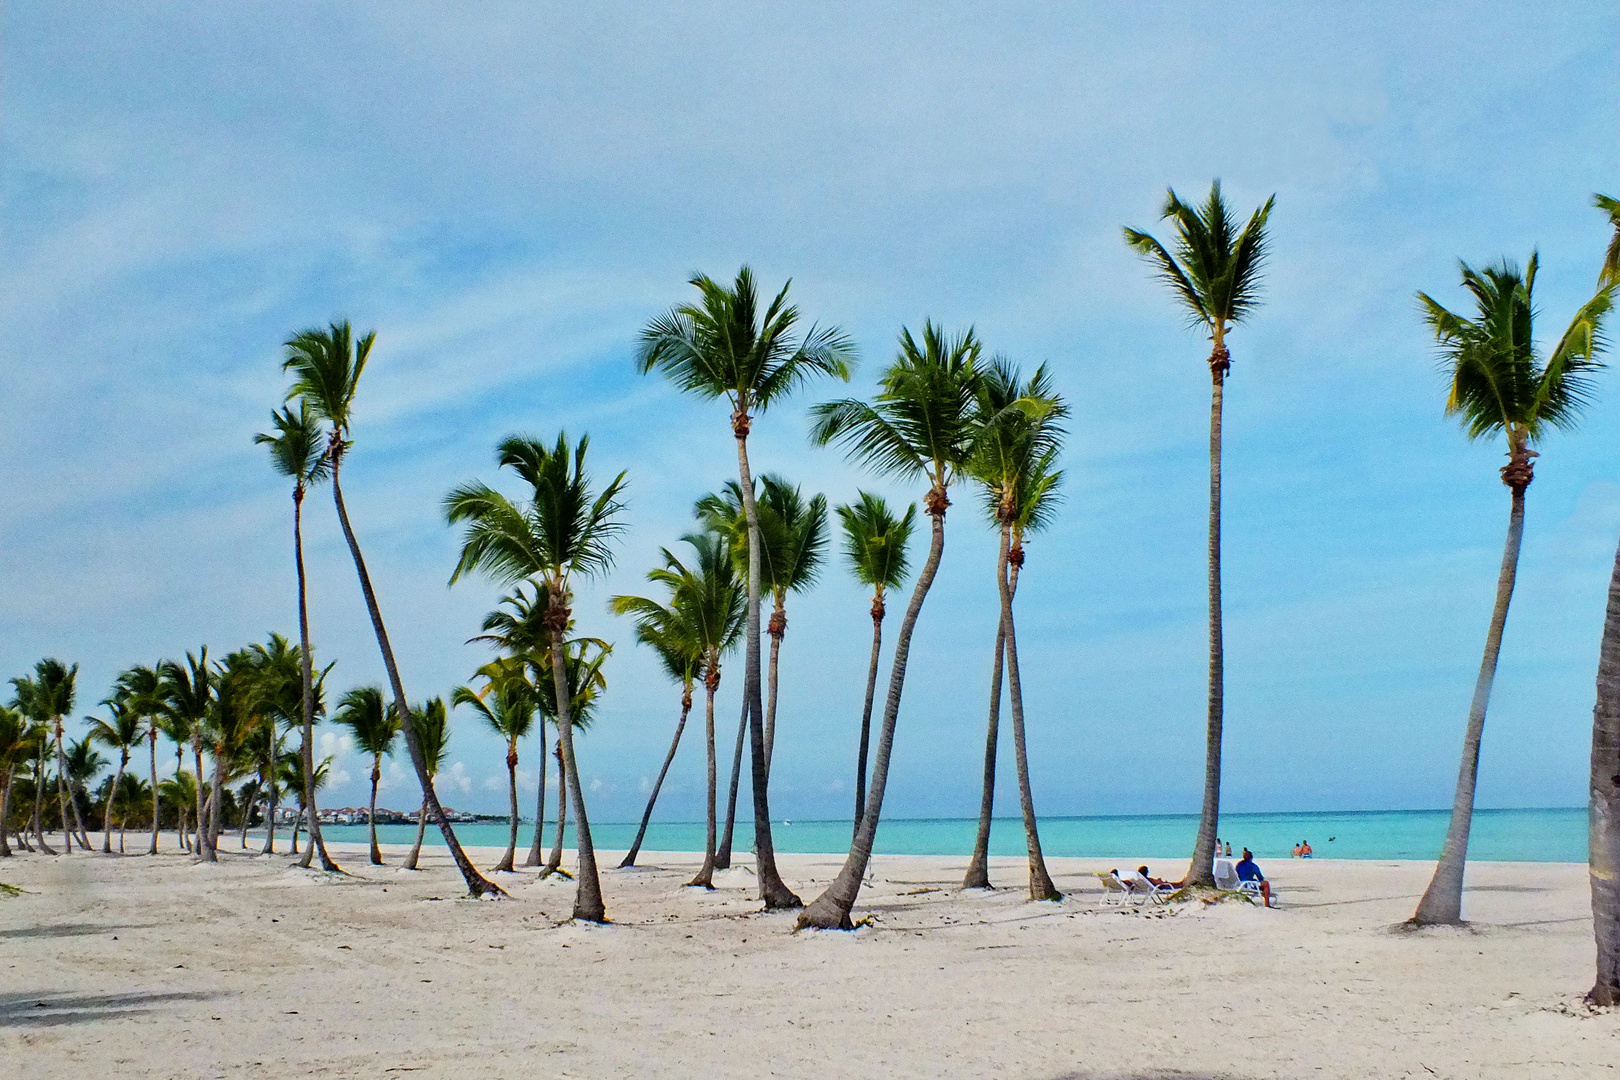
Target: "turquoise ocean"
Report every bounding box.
[317,807,1588,863]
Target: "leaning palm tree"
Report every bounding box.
[835,493,915,837]
[403,698,450,871]
[962,358,1067,899]
[454,660,537,873]
[1411,254,1610,926]
[90,701,143,854]
[257,403,338,871]
[446,432,628,921]
[799,322,985,929]
[285,321,497,897]
[613,530,746,882]
[334,686,401,866]
[1124,180,1274,887]
[112,665,164,855]
[0,705,26,856]
[638,267,855,909]
[1588,194,1620,1003]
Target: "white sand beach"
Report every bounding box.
[1,843,1615,1079]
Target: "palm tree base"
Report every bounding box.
[796,893,854,930]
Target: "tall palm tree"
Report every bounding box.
[403,698,450,871]
[446,432,627,921]
[638,267,855,909]
[14,660,87,852]
[835,493,915,837]
[284,321,497,896]
[112,665,164,855]
[454,659,537,873]
[0,705,26,856]
[334,686,401,866]
[799,322,985,929]
[200,658,265,861]
[243,635,314,855]
[613,530,746,882]
[1124,180,1274,887]
[90,701,143,854]
[1411,255,1610,926]
[962,358,1067,899]
[159,650,213,858]
[1588,193,1620,1004]
[257,403,338,871]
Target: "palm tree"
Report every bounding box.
[243,635,314,856]
[613,530,746,882]
[962,358,1067,899]
[638,267,855,909]
[90,701,143,854]
[257,403,338,871]
[1124,180,1274,888]
[112,665,164,855]
[63,736,106,846]
[1588,193,1620,1004]
[454,660,537,873]
[536,638,610,878]
[160,770,199,851]
[695,478,827,867]
[200,658,265,861]
[1411,255,1611,926]
[0,705,26,856]
[280,753,332,857]
[284,321,497,896]
[13,660,88,852]
[799,322,985,929]
[19,713,51,853]
[446,433,626,920]
[334,686,401,866]
[159,650,213,858]
[403,698,450,871]
[111,774,148,852]
[835,493,916,838]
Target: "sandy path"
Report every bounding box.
[1,842,1616,1079]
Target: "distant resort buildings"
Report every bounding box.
[272,806,491,826]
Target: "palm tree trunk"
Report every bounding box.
[549,629,605,921]
[292,486,338,872]
[103,753,129,853]
[965,573,1014,889]
[405,795,429,870]
[1000,532,1060,901]
[622,685,693,869]
[764,601,785,774]
[715,697,747,869]
[1184,344,1229,889]
[290,808,303,855]
[854,598,884,841]
[192,738,208,858]
[53,721,77,852]
[733,421,799,908]
[690,678,719,888]
[524,719,547,867]
[800,489,948,929]
[368,760,383,866]
[330,461,499,897]
[148,730,160,855]
[201,750,225,862]
[239,779,260,850]
[543,740,567,875]
[1589,529,1620,1004]
[496,747,519,873]
[1412,481,1527,925]
[0,764,14,856]
[262,764,278,855]
[32,747,55,854]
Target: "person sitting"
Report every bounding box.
[1235,848,1273,907]
[1291,841,1303,858]
[1300,840,1313,858]
[1137,865,1168,888]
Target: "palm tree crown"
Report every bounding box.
[256,401,331,490]
[970,358,1069,535]
[454,660,538,747]
[282,321,374,448]
[410,698,451,779]
[1597,193,1620,288]
[1123,180,1274,360]
[837,493,917,599]
[334,687,400,761]
[636,266,856,422]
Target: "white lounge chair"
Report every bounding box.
[1122,870,1175,905]
[1096,871,1130,906]
[1213,859,1241,891]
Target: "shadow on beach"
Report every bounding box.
[0,922,157,940]
[0,990,220,1028]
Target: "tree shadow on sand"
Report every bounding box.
[0,990,220,1028]
[0,922,159,940]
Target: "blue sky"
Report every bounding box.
[2,3,1617,821]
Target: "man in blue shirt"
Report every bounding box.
[1235,849,1273,907]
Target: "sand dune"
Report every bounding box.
[1,842,1614,1078]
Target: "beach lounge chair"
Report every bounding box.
[1122,870,1175,905]
[1096,871,1130,906]
[1237,879,1265,903]
[1213,859,1241,891]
